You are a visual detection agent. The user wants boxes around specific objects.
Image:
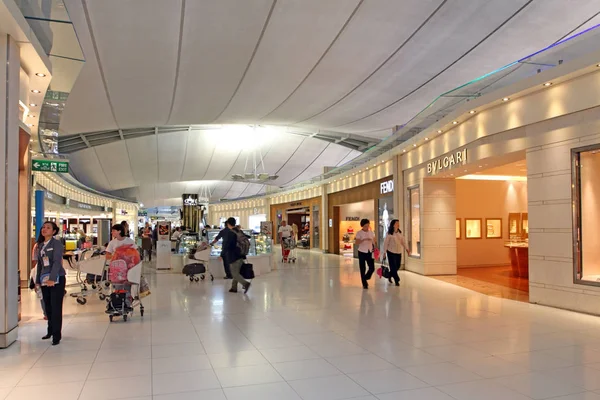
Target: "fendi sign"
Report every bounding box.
[427,149,467,175]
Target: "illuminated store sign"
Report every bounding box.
[427,149,467,175]
[183,194,198,206]
[380,180,394,194]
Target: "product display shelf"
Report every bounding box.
[206,229,273,277]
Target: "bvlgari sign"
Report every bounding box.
[427,149,467,175]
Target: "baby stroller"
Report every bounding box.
[282,237,297,263]
[105,244,144,322]
[183,242,213,282]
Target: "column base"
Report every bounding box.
[0,326,18,348]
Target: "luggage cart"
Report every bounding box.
[282,237,297,263]
[106,262,144,322]
[183,244,213,282]
[69,249,110,305]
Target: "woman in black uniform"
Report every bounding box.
[35,221,66,346]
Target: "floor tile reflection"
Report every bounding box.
[3,249,600,399]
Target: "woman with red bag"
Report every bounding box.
[382,219,410,286]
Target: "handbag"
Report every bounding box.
[381,258,391,279]
[240,262,255,280]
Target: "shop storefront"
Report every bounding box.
[270,197,320,249]
[209,199,268,233]
[327,177,394,256]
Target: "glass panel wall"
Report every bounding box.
[408,186,421,258]
[573,146,600,285]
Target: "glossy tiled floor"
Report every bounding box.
[4,249,600,400]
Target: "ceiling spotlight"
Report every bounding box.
[35,73,46,77]
[543,82,552,87]
[402,149,406,153]
[437,130,442,133]
[469,110,476,114]
[425,137,429,141]
[502,97,510,102]
[29,103,37,107]
[597,63,600,67]
[452,121,458,125]
[31,89,40,93]
[413,144,417,147]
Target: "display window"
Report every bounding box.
[456,218,461,239]
[378,196,394,246]
[572,145,600,285]
[465,218,482,239]
[408,185,420,257]
[485,218,502,239]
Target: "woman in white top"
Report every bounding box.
[106,224,137,261]
[355,218,377,289]
[382,219,410,286]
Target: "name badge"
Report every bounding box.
[42,256,50,267]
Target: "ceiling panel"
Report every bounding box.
[125,135,158,184]
[168,0,274,123]
[68,148,112,191]
[264,0,443,125]
[92,141,135,189]
[338,0,600,133]
[157,130,188,182]
[303,0,532,129]
[273,139,328,184]
[181,130,217,181]
[84,0,181,127]
[282,143,354,186]
[216,0,361,122]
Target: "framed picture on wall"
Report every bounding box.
[456,218,461,239]
[485,218,502,239]
[465,218,482,239]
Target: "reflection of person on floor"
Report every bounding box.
[359,290,374,319]
[210,225,233,279]
[382,219,410,286]
[355,219,377,289]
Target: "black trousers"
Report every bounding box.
[358,251,375,287]
[386,251,402,284]
[41,279,65,341]
[223,259,232,278]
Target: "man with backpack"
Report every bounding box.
[221,217,251,294]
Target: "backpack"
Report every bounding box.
[235,229,250,257]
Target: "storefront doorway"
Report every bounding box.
[434,159,529,301]
[270,197,320,249]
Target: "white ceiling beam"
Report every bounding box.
[79,134,91,148]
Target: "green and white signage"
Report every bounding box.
[32,159,69,173]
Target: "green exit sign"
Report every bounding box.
[32,159,69,173]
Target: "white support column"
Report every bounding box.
[0,34,21,348]
[421,178,457,275]
[321,184,328,252]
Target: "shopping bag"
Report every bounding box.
[108,259,128,284]
[240,262,255,280]
[373,248,380,260]
[139,275,151,298]
[376,267,383,278]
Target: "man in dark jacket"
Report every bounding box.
[220,217,250,293]
[210,224,233,279]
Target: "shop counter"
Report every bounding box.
[504,243,528,278]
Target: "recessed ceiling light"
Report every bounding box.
[543,82,552,87]
[479,165,482,168]
[452,121,458,125]
[437,130,442,133]
[36,73,46,77]
[29,103,37,107]
[597,63,600,67]
[469,110,476,114]
[413,144,417,147]
[502,97,510,102]
[31,89,40,93]
[425,137,429,141]
[402,150,406,153]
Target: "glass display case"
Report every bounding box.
[179,233,199,255]
[208,229,272,257]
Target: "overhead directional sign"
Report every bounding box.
[32,159,69,173]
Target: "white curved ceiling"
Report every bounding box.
[59,0,600,206]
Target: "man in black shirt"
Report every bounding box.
[210,224,233,279]
[219,217,250,293]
